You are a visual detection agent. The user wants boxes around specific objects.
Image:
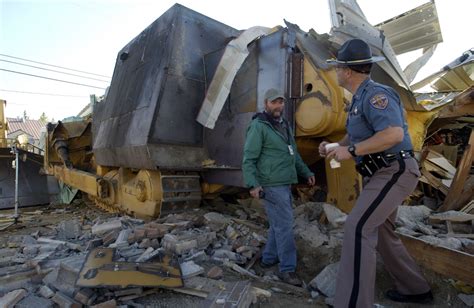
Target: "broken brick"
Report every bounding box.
[74,288,97,305]
[90,299,117,308]
[51,292,81,308]
[207,266,223,279]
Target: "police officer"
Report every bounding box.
[320,39,433,307]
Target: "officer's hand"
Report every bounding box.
[250,186,263,199]
[319,141,329,157]
[327,146,352,161]
[307,176,316,186]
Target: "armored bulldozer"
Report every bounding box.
[45,2,450,218]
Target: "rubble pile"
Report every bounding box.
[0,200,345,307]
[396,205,474,254]
[416,123,473,213]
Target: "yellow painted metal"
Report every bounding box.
[295,60,349,137]
[0,100,7,147]
[119,168,163,219]
[406,110,439,152]
[52,165,103,197]
[295,138,321,166]
[325,158,362,214]
[96,165,114,177]
[77,248,183,288]
[201,182,225,195]
[292,58,361,212]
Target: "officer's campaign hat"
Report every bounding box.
[264,88,286,102]
[326,39,385,65]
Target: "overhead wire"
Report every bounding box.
[0,89,89,98]
[0,59,110,82]
[0,53,111,78]
[0,68,107,90]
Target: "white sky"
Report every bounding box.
[1,0,472,121]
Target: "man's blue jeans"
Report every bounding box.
[261,185,296,273]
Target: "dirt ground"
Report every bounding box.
[0,202,470,307]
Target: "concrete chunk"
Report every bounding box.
[396,205,432,230]
[16,294,54,308]
[419,235,463,250]
[162,234,197,255]
[322,203,347,227]
[180,261,205,279]
[294,218,328,249]
[309,262,339,297]
[458,293,474,307]
[0,289,27,308]
[58,255,86,286]
[114,229,131,246]
[39,285,55,298]
[135,247,154,262]
[0,248,17,258]
[58,219,82,240]
[204,212,231,231]
[92,219,122,236]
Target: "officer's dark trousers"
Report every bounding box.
[335,157,430,308]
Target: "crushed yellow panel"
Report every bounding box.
[77,248,183,288]
[406,110,439,152]
[325,158,362,214]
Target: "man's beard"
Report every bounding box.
[266,109,283,119]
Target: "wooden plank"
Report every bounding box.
[426,151,456,176]
[446,221,453,234]
[439,129,474,212]
[399,233,474,285]
[437,233,474,239]
[429,212,474,222]
[420,169,449,195]
[460,200,474,213]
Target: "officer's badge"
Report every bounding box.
[370,94,389,110]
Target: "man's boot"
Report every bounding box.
[277,272,302,286]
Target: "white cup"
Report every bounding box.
[325,143,341,169]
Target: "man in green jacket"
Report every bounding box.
[242,88,315,286]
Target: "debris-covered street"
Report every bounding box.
[0,196,473,307]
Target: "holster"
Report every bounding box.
[355,152,390,177]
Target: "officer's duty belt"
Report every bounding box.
[385,150,414,163]
[356,150,414,177]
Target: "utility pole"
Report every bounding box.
[11,144,20,219]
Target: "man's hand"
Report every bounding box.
[250,186,263,199]
[307,175,316,186]
[319,141,329,157]
[327,145,352,162]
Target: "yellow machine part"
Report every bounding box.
[406,110,439,152]
[325,158,362,213]
[77,248,183,288]
[293,59,360,212]
[50,162,201,219]
[0,100,7,147]
[97,168,164,218]
[295,59,349,137]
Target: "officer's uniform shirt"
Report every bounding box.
[346,78,413,162]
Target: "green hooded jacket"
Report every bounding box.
[242,113,314,188]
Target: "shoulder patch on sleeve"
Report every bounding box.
[369,93,389,110]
